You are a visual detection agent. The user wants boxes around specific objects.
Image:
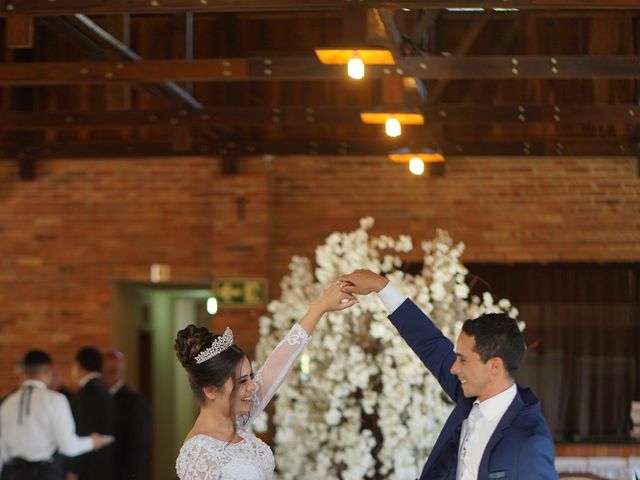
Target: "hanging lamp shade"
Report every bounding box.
[314,47,394,65]
[360,111,424,126]
[388,147,445,163]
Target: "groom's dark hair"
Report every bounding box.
[462,313,526,378]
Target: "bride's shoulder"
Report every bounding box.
[176,435,227,479]
[180,434,220,454]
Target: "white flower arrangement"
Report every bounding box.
[255,218,520,479]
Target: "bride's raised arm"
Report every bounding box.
[244,282,356,424]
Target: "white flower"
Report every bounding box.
[359,216,374,230]
[498,298,511,310]
[324,408,342,426]
[430,282,446,301]
[454,283,470,299]
[255,219,520,479]
[482,291,494,307]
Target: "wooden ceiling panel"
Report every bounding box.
[1,8,639,160]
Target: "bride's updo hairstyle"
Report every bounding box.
[174,324,246,413]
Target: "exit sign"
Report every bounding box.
[213,278,268,307]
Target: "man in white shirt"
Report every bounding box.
[0,350,109,480]
[338,270,557,480]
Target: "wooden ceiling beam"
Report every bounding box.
[2,1,639,16]
[2,104,640,129]
[0,138,635,159]
[1,55,640,85]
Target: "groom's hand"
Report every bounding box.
[337,270,389,295]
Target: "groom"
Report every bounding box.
[338,270,557,480]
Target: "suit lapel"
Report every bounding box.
[422,400,474,477]
[478,392,524,474]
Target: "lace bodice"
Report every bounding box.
[176,431,274,480]
[176,324,311,480]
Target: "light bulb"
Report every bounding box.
[206,296,218,315]
[347,54,365,80]
[385,117,401,137]
[409,156,425,175]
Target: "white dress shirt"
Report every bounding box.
[376,282,518,480]
[457,384,517,480]
[0,380,93,462]
[376,281,407,314]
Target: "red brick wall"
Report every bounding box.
[1,154,639,395]
[238,155,640,287]
[0,157,222,394]
[211,174,270,356]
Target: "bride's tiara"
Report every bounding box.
[195,327,233,364]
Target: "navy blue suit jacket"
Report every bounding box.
[389,299,558,480]
[70,378,115,480]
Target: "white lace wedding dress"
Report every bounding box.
[176,324,311,480]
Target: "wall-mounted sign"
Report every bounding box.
[213,278,268,307]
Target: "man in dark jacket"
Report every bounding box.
[338,270,558,480]
[69,347,115,480]
[103,351,150,480]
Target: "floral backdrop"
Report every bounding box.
[255,218,520,480]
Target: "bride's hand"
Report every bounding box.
[311,282,357,314]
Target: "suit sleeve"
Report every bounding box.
[69,382,115,477]
[49,394,94,457]
[388,299,462,401]
[517,434,559,480]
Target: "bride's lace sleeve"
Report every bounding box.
[243,323,311,426]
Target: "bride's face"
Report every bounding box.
[225,356,256,416]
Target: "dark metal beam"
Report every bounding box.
[40,17,107,60]
[2,1,640,16]
[0,138,636,159]
[377,8,428,102]
[73,13,203,109]
[2,104,640,130]
[1,55,640,85]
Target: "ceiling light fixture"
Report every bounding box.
[360,108,424,138]
[315,47,394,80]
[408,156,425,175]
[347,53,365,80]
[388,147,445,175]
[385,117,402,137]
[388,146,445,164]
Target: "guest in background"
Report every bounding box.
[0,350,110,480]
[103,351,151,480]
[68,347,115,480]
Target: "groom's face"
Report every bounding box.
[450,333,492,401]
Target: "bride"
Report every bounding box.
[174,282,356,479]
